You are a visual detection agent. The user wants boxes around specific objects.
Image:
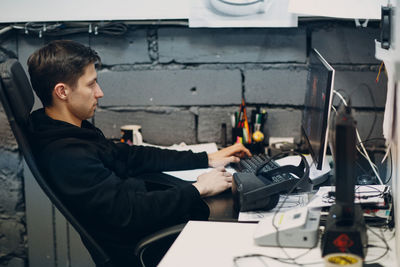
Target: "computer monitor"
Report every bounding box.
[301,48,335,170]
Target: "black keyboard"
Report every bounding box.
[234,154,296,184]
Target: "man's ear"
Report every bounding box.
[53,83,69,101]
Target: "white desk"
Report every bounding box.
[159,221,396,267]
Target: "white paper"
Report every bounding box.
[288,0,387,19]
[238,193,309,222]
[167,142,218,153]
[142,142,218,153]
[190,0,297,28]
[307,185,388,208]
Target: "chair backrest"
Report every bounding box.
[0,59,113,267]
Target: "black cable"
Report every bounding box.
[356,137,386,146]
[269,152,311,266]
[234,226,391,266]
[364,226,391,263]
[233,252,324,266]
[321,186,386,203]
[14,22,129,37]
[355,138,392,185]
[349,83,378,141]
[233,152,316,266]
[380,146,393,184]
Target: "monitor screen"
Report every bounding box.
[301,48,335,170]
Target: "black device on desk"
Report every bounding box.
[232,152,311,212]
[321,105,368,259]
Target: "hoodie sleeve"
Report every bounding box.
[114,142,209,176]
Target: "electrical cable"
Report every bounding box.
[0,25,13,35]
[269,152,311,266]
[356,138,392,184]
[355,139,390,184]
[364,226,391,263]
[332,90,384,185]
[233,251,324,266]
[331,101,382,183]
[333,90,387,184]
[349,83,378,142]
[233,152,318,266]
[10,21,129,37]
[375,62,384,83]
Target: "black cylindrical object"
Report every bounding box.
[334,105,356,216]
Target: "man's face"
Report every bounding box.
[67,63,103,122]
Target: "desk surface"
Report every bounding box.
[159,221,396,267]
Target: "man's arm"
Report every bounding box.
[115,143,209,176]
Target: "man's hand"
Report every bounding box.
[208,143,252,168]
[193,167,233,197]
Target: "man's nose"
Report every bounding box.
[96,84,104,98]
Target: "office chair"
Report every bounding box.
[0,58,113,267]
[0,58,186,267]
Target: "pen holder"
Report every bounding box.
[244,142,265,154]
[232,127,243,144]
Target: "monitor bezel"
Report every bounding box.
[301,48,335,170]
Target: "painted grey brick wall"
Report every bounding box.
[265,108,303,138]
[352,111,384,141]
[0,218,26,267]
[312,25,380,64]
[0,110,17,148]
[198,106,239,144]
[245,67,307,105]
[158,28,307,63]
[0,109,26,267]
[95,107,197,145]
[90,30,150,65]
[0,150,23,213]
[333,68,387,108]
[98,68,242,106]
[198,107,302,144]
[16,34,44,72]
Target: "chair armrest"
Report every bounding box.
[134,223,186,266]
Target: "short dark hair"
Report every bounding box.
[27,40,101,107]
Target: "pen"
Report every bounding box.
[231,114,236,128]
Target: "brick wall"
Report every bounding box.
[0,20,386,266]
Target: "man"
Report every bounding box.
[27,40,251,266]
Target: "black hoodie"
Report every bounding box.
[29,108,210,265]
